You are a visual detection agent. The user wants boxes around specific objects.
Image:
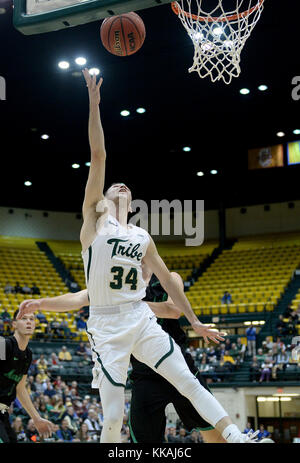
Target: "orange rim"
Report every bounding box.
[171,0,264,22]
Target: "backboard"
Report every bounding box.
[13,0,172,35]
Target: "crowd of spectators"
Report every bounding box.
[4,281,40,295]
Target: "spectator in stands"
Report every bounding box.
[56,418,74,442]
[0,306,11,322]
[36,368,50,385]
[185,429,203,443]
[76,342,87,357]
[34,375,45,396]
[206,346,217,363]
[176,427,188,443]
[26,375,36,397]
[276,315,288,337]
[198,354,210,373]
[62,405,81,435]
[221,291,233,305]
[283,304,294,320]
[75,422,92,443]
[246,324,257,357]
[21,283,32,295]
[43,380,57,399]
[58,345,72,361]
[275,337,286,352]
[243,422,252,434]
[31,283,40,295]
[59,319,72,339]
[11,416,26,442]
[286,316,298,336]
[36,310,48,324]
[229,343,242,364]
[257,424,271,441]
[36,354,48,372]
[224,338,232,351]
[256,348,266,363]
[250,356,261,382]
[265,336,274,351]
[259,356,273,382]
[4,282,15,294]
[51,397,66,423]
[84,408,102,441]
[272,347,289,380]
[48,352,61,372]
[50,316,61,338]
[14,282,22,293]
[76,315,87,332]
[220,351,236,371]
[38,402,50,421]
[166,425,178,443]
[26,419,40,443]
[236,338,246,361]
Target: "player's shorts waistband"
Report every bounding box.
[0,403,9,414]
[89,300,143,315]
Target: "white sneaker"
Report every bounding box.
[259,438,274,443]
[240,430,260,443]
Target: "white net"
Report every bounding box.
[172,0,265,84]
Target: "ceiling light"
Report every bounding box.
[293,129,300,135]
[0,8,6,14]
[58,61,70,70]
[240,88,250,95]
[280,397,292,401]
[72,163,80,169]
[41,134,49,140]
[213,27,223,36]
[85,162,91,167]
[136,108,146,114]
[276,131,285,137]
[120,110,130,117]
[24,181,32,186]
[258,85,268,91]
[183,147,191,152]
[75,57,87,66]
[223,40,233,48]
[193,32,204,41]
[197,171,204,177]
[89,68,100,76]
[257,397,266,402]
[210,169,218,175]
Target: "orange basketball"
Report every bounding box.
[100,12,146,57]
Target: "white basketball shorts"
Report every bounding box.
[86,300,177,389]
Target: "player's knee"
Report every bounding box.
[103,413,123,431]
[177,374,207,398]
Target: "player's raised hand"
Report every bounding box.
[82,67,103,106]
[191,321,226,345]
[17,299,42,320]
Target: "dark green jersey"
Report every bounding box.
[0,336,32,406]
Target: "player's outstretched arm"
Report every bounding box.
[17,290,89,319]
[143,236,226,344]
[81,69,107,250]
[16,375,55,439]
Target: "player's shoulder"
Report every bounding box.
[129,223,150,239]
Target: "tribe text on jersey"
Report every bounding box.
[82,215,150,307]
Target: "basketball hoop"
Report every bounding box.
[171,0,265,84]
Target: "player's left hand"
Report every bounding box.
[82,67,103,105]
[33,417,55,439]
[191,321,226,344]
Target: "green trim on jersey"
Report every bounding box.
[86,330,126,388]
[128,407,138,443]
[154,336,174,369]
[87,246,92,283]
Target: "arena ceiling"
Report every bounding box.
[0,0,299,213]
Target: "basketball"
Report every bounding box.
[100,12,146,57]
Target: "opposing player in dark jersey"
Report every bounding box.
[0,310,54,443]
[129,272,226,443]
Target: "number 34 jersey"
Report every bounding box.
[82,214,150,307]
